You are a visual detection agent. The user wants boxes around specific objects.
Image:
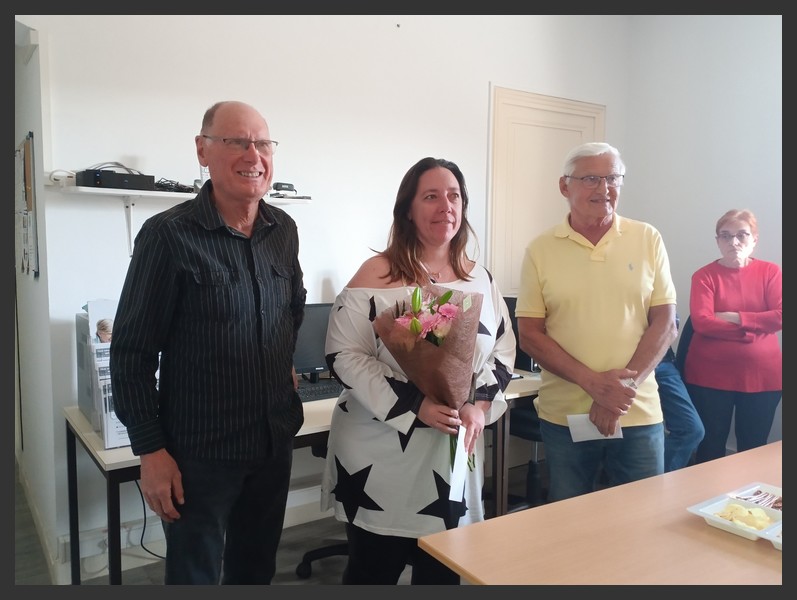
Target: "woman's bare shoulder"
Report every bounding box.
[348,255,400,288]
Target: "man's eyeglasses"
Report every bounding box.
[202,135,278,156]
[565,174,624,189]
[717,231,752,243]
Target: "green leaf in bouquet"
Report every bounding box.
[425,331,443,346]
[436,289,454,307]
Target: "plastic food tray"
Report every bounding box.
[760,521,782,551]
[687,482,782,549]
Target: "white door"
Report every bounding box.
[488,86,606,297]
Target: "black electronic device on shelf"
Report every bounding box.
[76,169,155,191]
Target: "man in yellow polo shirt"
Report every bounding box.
[515,142,677,502]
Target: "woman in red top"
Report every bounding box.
[684,209,782,463]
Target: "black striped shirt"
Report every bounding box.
[110,183,306,460]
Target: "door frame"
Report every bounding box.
[487,84,605,296]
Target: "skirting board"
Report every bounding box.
[284,484,333,528]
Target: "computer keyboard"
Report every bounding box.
[296,378,343,402]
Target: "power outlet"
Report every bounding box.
[57,528,110,564]
[47,170,76,187]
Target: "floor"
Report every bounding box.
[14,463,52,586]
[15,460,545,585]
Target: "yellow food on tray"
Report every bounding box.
[716,503,772,530]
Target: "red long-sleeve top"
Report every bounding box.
[685,258,782,393]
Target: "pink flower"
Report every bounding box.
[395,287,458,346]
[395,314,415,329]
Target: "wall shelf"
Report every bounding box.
[57,185,196,200]
[51,185,311,256]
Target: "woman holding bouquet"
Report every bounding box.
[320,157,516,584]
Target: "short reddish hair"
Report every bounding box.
[716,209,758,237]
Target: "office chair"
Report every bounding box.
[295,443,349,579]
[295,541,349,579]
[502,295,547,509]
[508,400,547,507]
[674,315,694,378]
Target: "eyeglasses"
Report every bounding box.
[565,174,624,188]
[717,231,752,243]
[201,135,278,156]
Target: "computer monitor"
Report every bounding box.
[293,303,333,383]
[503,296,539,372]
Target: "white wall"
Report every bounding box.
[14,22,61,571]
[14,14,781,583]
[624,15,782,321]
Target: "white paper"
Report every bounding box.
[449,427,468,500]
[567,414,623,442]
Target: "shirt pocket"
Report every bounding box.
[187,269,242,322]
[269,264,294,303]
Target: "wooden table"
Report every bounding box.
[419,440,782,585]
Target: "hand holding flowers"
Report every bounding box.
[373,284,484,476]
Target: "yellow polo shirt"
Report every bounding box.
[516,214,676,427]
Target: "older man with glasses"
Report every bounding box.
[515,141,677,502]
[111,101,307,584]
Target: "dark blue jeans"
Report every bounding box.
[655,359,704,472]
[540,419,664,502]
[687,384,782,464]
[162,442,293,584]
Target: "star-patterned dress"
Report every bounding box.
[320,265,515,538]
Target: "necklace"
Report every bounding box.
[422,263,446,282]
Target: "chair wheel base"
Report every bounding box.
[295,561,311,579]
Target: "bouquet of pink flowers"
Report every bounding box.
[373,284,484,471]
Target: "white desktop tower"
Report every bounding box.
[75,311,101,431]
[75,303,130,449]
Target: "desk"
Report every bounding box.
[64,399,337,585]
[419,440,782,585]
[64,373,538,584]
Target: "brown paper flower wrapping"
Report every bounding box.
[373,284,484,411]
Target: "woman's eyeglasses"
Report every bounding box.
[717,231,752,243]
